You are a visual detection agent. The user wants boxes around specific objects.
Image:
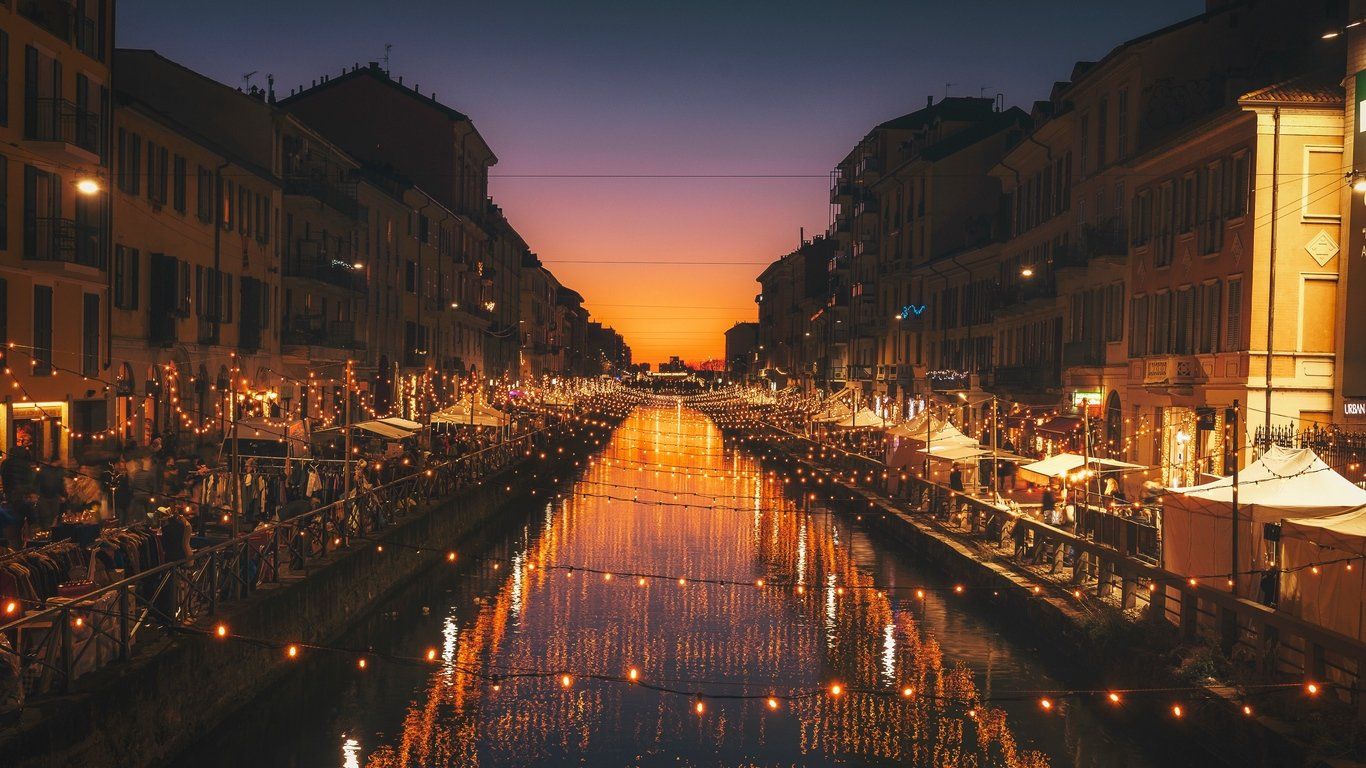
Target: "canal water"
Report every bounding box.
[169,405,1199,768]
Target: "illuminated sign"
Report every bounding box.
[1070,389,1103,407]
[1343,70,1366,398]
[1346,401,1366,417]
[897,304,927,320]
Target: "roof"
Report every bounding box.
[279,63,470,122]
[1166,446,1366,522]
[876,96,998,131]
[919,108,1029,162]
[1239,70,1345,106]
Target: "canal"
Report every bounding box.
[168,405,1197,767]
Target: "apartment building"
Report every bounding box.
[279,63,521,382]
[109,84,280,451]
[0,1,112,463]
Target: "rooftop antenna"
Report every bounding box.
[383,43,392,72]
[944,82,954,98]
[979,84,991,97]
[241,70,257,88]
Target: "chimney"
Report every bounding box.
[368,61,379,70]
[927,95,933,108]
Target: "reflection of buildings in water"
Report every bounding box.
[367,407,1047,768]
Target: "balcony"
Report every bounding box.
[283,173,359,219]
[830,179,853,205]
[197,317,220,346]
[849,364,873,381]
[24,216,105,269]
[827,253,850,273]
[991,364,1059,391]
[833,215,852,241]
[283,315,364,350]
[1079,220,1128,261]
[855,156,880,184]
[1062,340,1105,368]
[853,196,877,224]
[24,97,101,160]
[286,241,364,292]
[995,278,1057,315]
[1141,355,1204,387]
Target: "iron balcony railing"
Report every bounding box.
[0,423,559,703]
[25,97,102,154]
[24,216,106,269]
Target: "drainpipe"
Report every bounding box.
[1264,107,1280,438]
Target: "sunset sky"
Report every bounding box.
[121,0,1197,366]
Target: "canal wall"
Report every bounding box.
[767,446,1312,768]
[0,436,598,768]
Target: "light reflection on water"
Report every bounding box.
[171,406,1185,768]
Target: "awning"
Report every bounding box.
[918,444,1031,463]
[354,420,416,440]
[1035,416,1082,435]
[430,408,504,427]
[377,417,423,432]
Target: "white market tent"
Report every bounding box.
[833,408,884,429]
[430,399,507,428]
[887,410,941,439]
[1280,507,1366,641]
[1163,446,1366,598]
[886,421,979,470]
[377,417,423,432]
[1017,453,1144,485]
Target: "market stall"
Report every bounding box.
[1279,507,1366,640]
[1163,446,1366,598]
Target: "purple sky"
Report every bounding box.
[119,0,1201,364]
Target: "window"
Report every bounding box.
[82,293,99,377]
[1116,88,1128,160]
[1301,277,1337,353]
[1174,287,1194,354]
[32,284,51,375]
[1106,282,1124,342]
[196,166,212,222]
[1228,152,1249,217]
[1096,96,1108,168]
[1199,280,1221,354]
[0,154,8,251]
[1225,278,1243,351]
[1203,161,1224,253]
[1132,296,1147,357]
[172,154,186,213]
[113,245,139,309]
[238,186,248,234]
[0,31,9,127]
[1079,114,1090,176]
[146,141,168,204]
[1152,292,1171,354]
[117,129,141,194]
[222,179,233,229]
[1155,182,1174,267]
[405,260,417,293]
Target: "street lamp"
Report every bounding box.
[75,179,101,195]
[1020,267,1034,278]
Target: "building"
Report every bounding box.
[723,322,759,381]
[0,2,113,463]
[586,322,630,375]
[111,58,281,451]
[279,63,520,382]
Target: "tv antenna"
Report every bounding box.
[241,70,258,88]
[383,43,392,71]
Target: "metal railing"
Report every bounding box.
[24,97,101,154]
[24,216,106,269]
[0,421,565,702]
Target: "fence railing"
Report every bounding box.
[738,418,1366,714]
[0,421,566,703]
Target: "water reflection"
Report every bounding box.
[172,406,1177,768]
[366,406,1041,767]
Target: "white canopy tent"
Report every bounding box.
[833,408,884,429]
[886,421,979,472]
[1017,453,1144,485]
[1163,446,1366,598]
[377,417,423,432]
[430,399,507,428]
[1280,508,1366,641]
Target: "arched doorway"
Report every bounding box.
[1105,390,1123,459]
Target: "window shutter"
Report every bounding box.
[1226,279,1242,351]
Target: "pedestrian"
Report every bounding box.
[35,461,64,530]
[949,466,964,492]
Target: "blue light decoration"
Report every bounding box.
[898,305,927,320]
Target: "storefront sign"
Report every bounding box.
[1070,389,1102,407]
[1346,401,1366,417]
[1343,70,1366,398]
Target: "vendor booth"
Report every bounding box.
[1280,507,1366,641]
[1163,446,1366,598]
